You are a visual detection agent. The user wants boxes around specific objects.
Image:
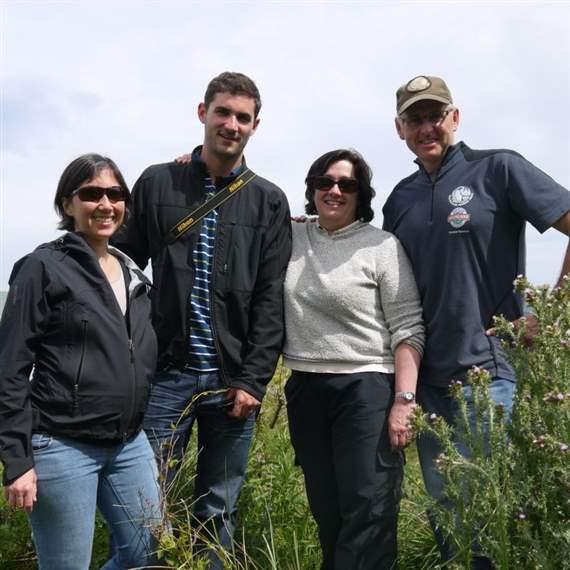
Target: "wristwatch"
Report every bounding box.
[395,391,416,403]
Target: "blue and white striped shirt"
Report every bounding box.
[186,157,242,372]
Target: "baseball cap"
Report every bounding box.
[396,75,453,115]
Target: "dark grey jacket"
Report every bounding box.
[112,156,292,401]
[0,233,157,484]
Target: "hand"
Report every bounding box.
[388,401,416,450]
[4,468,37,513]
[226,388,261,420]
[291,214,318,223]
[486,313,538,347]
[174,153,193,164]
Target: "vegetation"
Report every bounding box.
[1,276,568,568]
[412,275,570,569]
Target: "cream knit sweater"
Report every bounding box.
[283,220,424,373]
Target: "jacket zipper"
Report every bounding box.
[103,256,139,442]
[430,179,436,223]
[123,280,140,442]
[73,320,88,414]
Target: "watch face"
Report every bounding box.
[398,391,415,402]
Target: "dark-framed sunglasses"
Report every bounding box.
[71,185,128,203]
[310,175,359,194]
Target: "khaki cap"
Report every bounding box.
[396,75,453,115]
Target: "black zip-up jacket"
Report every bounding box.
[112,157,292,401]
[0,233,157,485]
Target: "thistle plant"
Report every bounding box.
[412,275,570,570]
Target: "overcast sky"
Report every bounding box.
[1,0,569,290]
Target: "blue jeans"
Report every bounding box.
[143,368,255,567]
[416,377,515,569]
[29,430,161,570]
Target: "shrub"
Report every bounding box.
[412,275,570,570]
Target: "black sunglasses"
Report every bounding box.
[311,175,359,194]
[71,185,128,203]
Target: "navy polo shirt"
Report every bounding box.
[383,142,570,387]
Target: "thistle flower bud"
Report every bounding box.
[543,391,565,403]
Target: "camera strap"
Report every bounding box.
[165,168,257,245]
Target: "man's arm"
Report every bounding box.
[228,191,292,403]
[553,211,570,288]
[487,209,570,341]
[112,172,151,270]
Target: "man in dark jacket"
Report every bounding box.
[383,75,570,568]
[113,71,291,567]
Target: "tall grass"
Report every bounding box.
[0,360,438,568]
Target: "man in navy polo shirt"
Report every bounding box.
[383,75,570,568]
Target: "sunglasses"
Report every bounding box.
[311,175,359,194]
[71,185,128,203]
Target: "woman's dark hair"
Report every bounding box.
[304,148,376,222]
[54,153,130,232]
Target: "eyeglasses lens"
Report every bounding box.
[75,186,126,203]
[313,176,358,193]
[404,109,450,129]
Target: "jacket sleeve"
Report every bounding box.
[0,255,50,485]
[229,192,292,400]
[112,170,151,270]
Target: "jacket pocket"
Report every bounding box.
[72,316,89,415]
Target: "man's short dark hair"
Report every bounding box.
[54,153,130,232]
[204,72,262,118]
[304,148,376,222]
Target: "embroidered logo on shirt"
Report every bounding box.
[447,207,471,228]
[448,186,474,207]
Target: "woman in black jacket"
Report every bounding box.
[0,154,160,569]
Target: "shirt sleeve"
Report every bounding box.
[504,153,570,233]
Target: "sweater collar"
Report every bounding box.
[315,219,367,238]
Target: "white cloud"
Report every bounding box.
[2,1,569,287]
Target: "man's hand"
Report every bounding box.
[226,388,261,420]
[175,153,193,164]
[4,468,37,513]
[388,401,416,450]
[486,314,539,347]
[291,214,318,223]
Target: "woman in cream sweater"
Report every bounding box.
[284,149,425,570]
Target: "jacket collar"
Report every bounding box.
[190,145,246,182]
[52,232,151,291]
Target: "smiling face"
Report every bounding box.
[314,159,359,232]
[396,100,460,173]
[63,168,125,249]
[198,91,260,170]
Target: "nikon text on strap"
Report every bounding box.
[165,169,257,245]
